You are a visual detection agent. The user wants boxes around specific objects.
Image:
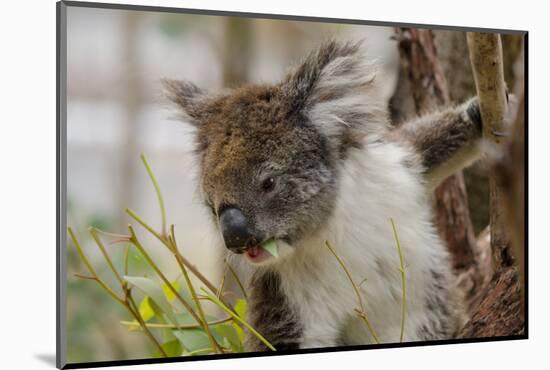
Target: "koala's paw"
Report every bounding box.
[466,97,482,131]
[466,94,519,138]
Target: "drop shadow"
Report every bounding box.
[34,353,57,367]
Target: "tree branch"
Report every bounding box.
[392,28,484,305]
[467,32,512,270]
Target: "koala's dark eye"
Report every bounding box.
[261,177,276,193]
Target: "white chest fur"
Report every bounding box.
[274,139,458,347]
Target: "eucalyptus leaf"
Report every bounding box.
[124,276,178,327]
[234,299,247,320]
[233,299,247,342]
[261,239,278,257]
[138,296,155,322]
[162,280,179,302]
[232,322,245,343]
[153,339,182,358]
[173,313,199,326]
[172,329,211,352]
[215,324,243,352]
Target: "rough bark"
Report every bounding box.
[458,266,524,338]
[460,32,525,337]
[493,94,525,309]
[434,32,524,236]
[392,28,485,305]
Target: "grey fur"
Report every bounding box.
[390,97,483,189]
[417,269,464,340]
[283,40,386,157]
[246,270,304,351]
[163,40,490,351]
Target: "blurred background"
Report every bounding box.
[66,6,400,363]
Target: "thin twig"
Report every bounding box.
[325,241,380,344]
[90,228,131,240]
[127,225,222,354]
[168,225,222,353]
[126,208,220,297]
[217,263,229,300]
[140,153,167,237]
[125,289,168,357]
[89,227,125,287]
[124,244,130,276]
[68,227,167,356]
[127,226,204,327]
[390,218,407,342]
[120,316,233,330]
[68,228,124,305]
[74,273,97,281]
[201,288,276,351]
[225,260,248,300]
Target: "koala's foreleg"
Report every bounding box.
[393,98,483,190]
[245,271,304,352]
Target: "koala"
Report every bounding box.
[164,41,492,351]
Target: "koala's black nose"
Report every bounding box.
[218,207,255,252]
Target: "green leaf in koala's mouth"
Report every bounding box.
[260,239,278,257]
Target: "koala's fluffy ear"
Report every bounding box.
[282,40,384,148]
[162,79,210,125]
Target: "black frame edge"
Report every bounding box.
[57,1,68,369]
[61,0,527,34]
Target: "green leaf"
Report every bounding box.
[153,339,182,358]
[173,313,198,326]
[232,322,245,344]
[200,288,275,351]
[215,324,243,352]
[126,247,152,275]
[146,299,178,343]
[232,299,247,343]
[171,312,215,326]
[174,288,194,309]
[172,329,211,352]
[234,299,247,319]
[124,276,178,327]
[260,239,278,257]
[162,280,179,302]
[138,296,155,322]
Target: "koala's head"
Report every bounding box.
[164,41,384,265]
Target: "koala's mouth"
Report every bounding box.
[239,236,291,265]
[243,244,273,264]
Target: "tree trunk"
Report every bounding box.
[434,31,489,235]
[467,33,512,270]
[458,266,524,338]
[460,32,525,337]
[391,28,486,306]
[492,94,525,310]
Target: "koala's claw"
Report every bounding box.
[491,129,510,138]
